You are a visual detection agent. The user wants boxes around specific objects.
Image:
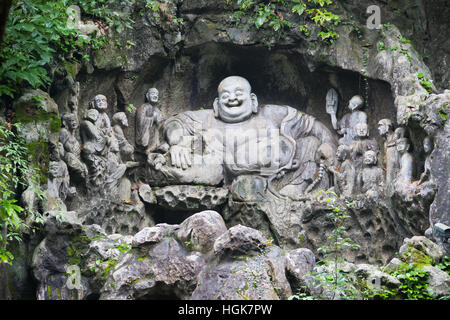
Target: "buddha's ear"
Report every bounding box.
[213,98,219,118]
[251,93,258,113]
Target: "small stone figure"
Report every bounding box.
[330,145,355,197]
[396,136,414,186]
[378,119,399,187]
[60,113,87,180]
[105,139,139,195]
[80,108,107,154]
[351,122,378,169]
[326,88,339,130]
[112,112,134,161]
[358,150,384,196]
[136,88,164,153]
[418,136,433,185]
[47,159,75,202]
[91,94,112,137]
[338,95,367,145]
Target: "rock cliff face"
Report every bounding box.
[3,0,449,299]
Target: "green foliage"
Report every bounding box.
[0,0,138,105]
[226,0,340,44]
[417,72,433,94]
[291,191,359,300]
[0,0,79,100]
[389,263,433,300]
[0,122,45,264]
[438,104,447,125]
[437,256,450,274]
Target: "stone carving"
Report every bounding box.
[418,136,433,185]
[358,150,384,196]
[136,88,164,153]
[330,145,355,197]
[326,88,339,130]
[47,158,75,205]
[338,95,367,145]
[60,113,87,180]
[91,94,112,138]
[350,122,378,184]
[147,76,337,197]
[112,112,134,161]
[79,95,114,195]
[395,136,414,186]
[378,118,399,187]
[105,138,139,196]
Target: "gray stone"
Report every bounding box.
[138,184,156,204]
[399,236,445,264]
[213,225,267,258]
[175,210,227,253]
[422,265,450,299]
[154,185,229,211]
[354,264,401,290]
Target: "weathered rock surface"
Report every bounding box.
[30,210,322,300]
[154,185,229,211]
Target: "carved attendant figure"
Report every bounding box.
[338,95,367,145]
[396,137,414,186]
[92,94,112,137]
[326,88,339,130]
[358,150,384,196]
[136,88,164,153]
[330,145,355,197]
[60,113,88,180]
[378,118,398,186]
[418,136,433,185]
[112,112,134,161]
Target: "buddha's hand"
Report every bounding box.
[169,144,192,169]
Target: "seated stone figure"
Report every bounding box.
[146,76,338,197]
[330,145,355,197]
[112,112,134,161]
[105,139,139,196]
[358,150,384,197]
[47,158,75,210]
[338,95,367,145]
[350,122,378,173]
[59,113,88,181]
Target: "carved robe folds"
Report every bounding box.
[147,105,337,192]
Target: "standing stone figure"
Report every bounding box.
[326,88,339,130]
[350,122,378,179]
[418,136,433,185]
[330,145,355,197]
[378,118,398,187]
[358,150,384,196]
[80,95,114,195]
[112,112,134,161]
[136,88,164,153]
[395,136,414,186]
[60,113,87,180]
[338,95,367,145]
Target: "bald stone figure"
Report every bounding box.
[148,76,338,196]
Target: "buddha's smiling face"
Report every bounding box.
[215,77,257,123]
